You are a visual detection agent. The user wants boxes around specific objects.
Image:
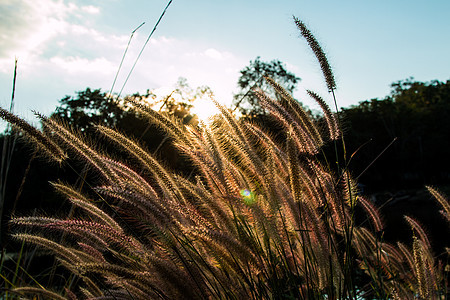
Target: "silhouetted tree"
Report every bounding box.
[341,78,450,190]
[52,88,132,132]
[52,78,213,134]
[233,57,300,117]
[147,77,212,125]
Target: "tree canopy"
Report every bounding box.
[52,88,131,132]
[233,57,300,117]
[341,78,450,190]
[51,77,210,133]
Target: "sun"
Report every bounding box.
[190,97,221,122]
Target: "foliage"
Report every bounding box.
[52,77,207,134]
[233,56,300,117]
[341,78,450,190]
[3,81,448,299]
[52,88,128,133]
[1,17,449,300]
[147,77,212,124]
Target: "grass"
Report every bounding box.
[1,17,449,299]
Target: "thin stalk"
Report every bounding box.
[278,208,300,277]
[0,60,19,300]
[117,0,173,98]
[356,137,398,181]
[330,88,358,299]
[177,237,226,298]
[11,150,37,215]
[109,22,145,97]
[0,58,18,241]
[232,75,264,113]
[11,240,25,286]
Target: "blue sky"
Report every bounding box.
[0,0,449,122]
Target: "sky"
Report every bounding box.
[0,0,449,123]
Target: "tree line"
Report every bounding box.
[342,78,450,192]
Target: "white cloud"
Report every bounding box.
[0,0,75,59]
[50,56,116,74]
[67,24,114,44]
[81,5,100,14]
[125,38,244,106]
[0,1,107,65]
[204,48,223,60]
[149,36,175,45]
[0,1,247,120]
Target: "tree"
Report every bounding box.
[233,57,300,117]
[146,77,212,125]
[341,78,450,191]
[51,88,136,133]
[52,78,212,134]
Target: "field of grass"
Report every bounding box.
[0,16,449,300]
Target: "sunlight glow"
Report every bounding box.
[190,96,220,122]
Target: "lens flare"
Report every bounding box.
[240,189,254,205]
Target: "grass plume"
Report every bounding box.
[0,107,66,163]
[293,16,336,92]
